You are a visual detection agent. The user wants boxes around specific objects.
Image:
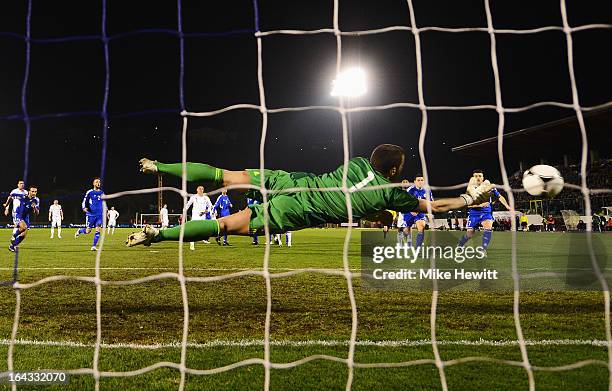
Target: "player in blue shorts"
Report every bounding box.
[75,177,105,251]
[397,174,433,247]
[3,180,28,238]
[213,190,233,246]
[9,186,39,252]
[458,169,510,252]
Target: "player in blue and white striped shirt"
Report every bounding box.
[75,177,105,251]
[3,180,28,237]
[9,186,39,252]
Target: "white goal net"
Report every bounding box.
[2,1,611,391]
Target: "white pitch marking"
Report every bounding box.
[0,338,608,350]
[0,267,357,271]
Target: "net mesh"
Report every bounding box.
[1,0,612,390]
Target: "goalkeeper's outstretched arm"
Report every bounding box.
[415,178,494,213]
[418,198,469,213]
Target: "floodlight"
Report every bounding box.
[330,67,367,97]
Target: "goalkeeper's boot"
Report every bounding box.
[126,225,159,247]
[91,246,98,251]
[74,230,80,238]
[139,158,158,174]
[8,244,16,252]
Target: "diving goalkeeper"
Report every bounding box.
[126,144,493,247]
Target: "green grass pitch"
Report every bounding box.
[0,228,610,390]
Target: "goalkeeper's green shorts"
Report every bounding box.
[245,168,316,234]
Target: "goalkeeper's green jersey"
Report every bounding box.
[245,157,420,233]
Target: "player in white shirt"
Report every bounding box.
[159,204,169,229]
[396,212,409,245]
[185,186,213,250]
[48,200,64,238]
[107,206,120,235]
[3,180,28,235]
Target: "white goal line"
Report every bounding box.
[0,267,358,271]
[1,337,609,350]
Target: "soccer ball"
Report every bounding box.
[522,165,564,197]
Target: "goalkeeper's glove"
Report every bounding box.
[139,158,158,174]
[460,177,493,206]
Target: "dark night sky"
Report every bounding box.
[0,0,610,218]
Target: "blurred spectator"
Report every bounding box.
[520,214,529,232]
[593,214,602,232]
[546,214,556,232]
[599,213,607,232]
[515,215,520,230]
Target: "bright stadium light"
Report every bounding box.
[330,67,367,97]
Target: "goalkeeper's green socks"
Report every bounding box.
[153,220,221,243]
[155,162,224,184]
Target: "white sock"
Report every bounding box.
[50,228,54,238]
[58,227,62,237]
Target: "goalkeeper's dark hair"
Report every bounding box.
[370,144,405,174]
[473,169,484,175]
[414,173,424,179]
